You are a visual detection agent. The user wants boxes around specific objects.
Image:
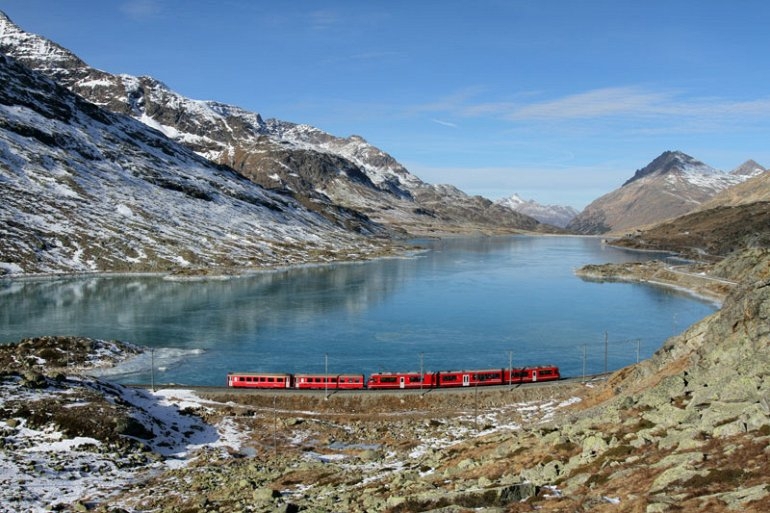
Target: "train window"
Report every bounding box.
[541,370,552,376]
[443,375,457,381]
[409,376,421,383]
[268,377,274,382]
[381,377,397,383]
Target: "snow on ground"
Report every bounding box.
[1,370,582,512]
[0,380,249,513]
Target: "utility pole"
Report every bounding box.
[604,331,608,374]
[273,394,277,456]
[150,348,155,392]
[474,380,479,432]
[420,352,424,397]
[324,353,329,401]
[508,350,513,388]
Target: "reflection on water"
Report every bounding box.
[0,236,716,385]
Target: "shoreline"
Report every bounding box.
[574,260,733,307]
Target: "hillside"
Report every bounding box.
[567,151,760,235]
[610,202,770,259]
[0,53,401,276]
[0,11,548,237]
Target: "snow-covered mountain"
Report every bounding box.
[0,11,545,236]
[730,159,766,178]
[567,151,761,234]
[0,52,395,276]
[496,194,578,228]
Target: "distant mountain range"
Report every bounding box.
[1,10,767,276]
[496,194,578,228]
[566,151,766,234]
[0,11,549,242]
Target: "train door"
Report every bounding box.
[532,370,538,382]
[462,374,470,387]
[399,376,405,389]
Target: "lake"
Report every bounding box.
[0,236,717,385]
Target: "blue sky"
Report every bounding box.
[4,1,770,208]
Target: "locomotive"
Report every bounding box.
[227,365,559,390]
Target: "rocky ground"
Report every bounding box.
[2,249,769,512]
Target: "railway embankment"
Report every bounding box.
[1,248,769,512]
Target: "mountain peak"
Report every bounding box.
[0,9,90,76]
[622,150,714,187]
[731,159,766,177]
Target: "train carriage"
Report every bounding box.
[294,374,366,390]
[436,368,505,387]
[367,371,438,389]
[227,372,292,389]
[502,365,560,384]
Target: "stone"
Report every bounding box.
[581,434,609,459]
[252,487,278,503]
[651,465,708,493]
[498,482,539,502]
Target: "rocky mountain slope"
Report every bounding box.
[697,161,770,210]
[0,11,547,236]
[496,193,578,228]
[0,52,401,276]
[567,151,762,234]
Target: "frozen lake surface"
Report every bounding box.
[0,236,716,385]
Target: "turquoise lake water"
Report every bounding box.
[0,236,717,386]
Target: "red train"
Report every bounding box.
[227,365,559,390]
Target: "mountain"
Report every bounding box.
[730,159,766,178]
[496,193,578,228]
[697,162,769,210]
[0,11,546,237]
[0,52,399,276]
[566,151,757,234]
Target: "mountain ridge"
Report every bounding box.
[0,11,548,237]
[0,51,400,276]
[567,150,762,235]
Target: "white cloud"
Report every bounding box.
[119,0,163,21]
[308,9,340,30]
[431,119,458,128]
[506,86,671,120]
[407,86,770,128]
